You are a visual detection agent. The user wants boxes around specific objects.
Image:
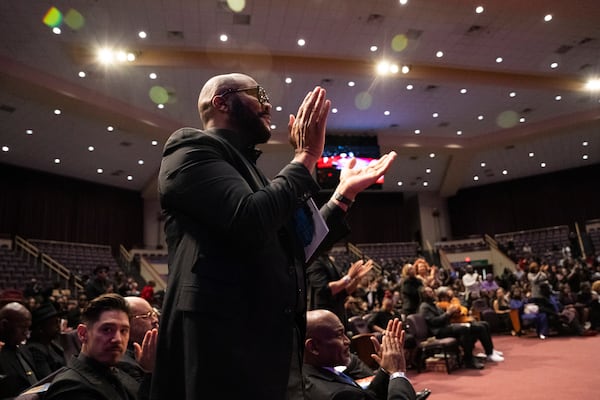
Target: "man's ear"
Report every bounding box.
[305,338,319,355]
[212,95,228,112]
[77,323,88,344]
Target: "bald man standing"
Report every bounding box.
[151,73,396,400]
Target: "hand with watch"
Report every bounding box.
[330,151,397,210]
[369,317,408,381]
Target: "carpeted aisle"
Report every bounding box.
[406,334,600,400]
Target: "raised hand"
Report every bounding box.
[134,328,158,373]
[288,87,331,171]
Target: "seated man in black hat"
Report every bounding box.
[25,302,67,379]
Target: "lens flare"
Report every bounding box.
[355,92,372,110]
[149,86,169,104]
[227,0,246,12]
[64,9,85,30]
[391,34,408,52]
[43,7,63,28]
[496,110,519,128]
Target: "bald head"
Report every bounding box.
[197,73,257,127]
[305,309,351,367]
[125,296,159,345]
[0,302,31,346]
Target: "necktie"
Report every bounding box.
[337,371,359,387]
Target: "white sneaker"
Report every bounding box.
[475,352,486,358]
[539,334,546,340]
[487,353,504,362]
[493,349,503,356]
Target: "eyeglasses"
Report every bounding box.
[132,310,158,320]
[217,85,270,105]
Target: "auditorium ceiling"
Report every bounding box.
[1,0,599,197]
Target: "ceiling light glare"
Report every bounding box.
[582,141,588,146]
[582,154,588,160]
[555,95,562,101]
[370,45,378,52]
[480,162,486,167]
[389,64,400,74]
[425,168,431,174]
[429,153,435,158]
[26,129,33,135]
[384,110,391,116]
[97,48,114,64]
[432,112,439,118]
[54,109,61,115]
[475,6,484,14]
[1,146,9,152]
[520,117,526,123]
[399,0,408,5]
[496,57,503,63]
[529,152,535,157]
[219,34,228,42]
[127,175,133,181]
[456,130,463,135]
[107,126,114,132]
[270,124,276,129]
[544,14,553,22]
[550,62,559,69]
[423,181,429,187]
[52,27,61,35]
[285,77,293,84]
[138,160,144,165]
[157,104,165,109]
[585,78,600,91]
[78,71,86,78]
[297,38,306,46]
[97,168,103,174]
[473,175,479,181]
[138,31,147,39]
[397,181,403,186]
[149,73,157,79]
[151,140,158,146]
[116,51,127,62]
[435,50,444,58]
[540,162,546,168]
[348,81,355,87]
[401,65,410,74]
[331,108,338,113]
[126,52,136,62]
[414,129,421,135]
[376,61,390,75]
[88,146,94,151]
[502,170,508,175]
[460,88,467,94]
[54,158,61,164]
[406,84,414,90]
[477,115,484,120]
[509,92,516,98]
[275,106,283,111]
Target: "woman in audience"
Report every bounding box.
[400,263,423,318]
[492,287,513,332]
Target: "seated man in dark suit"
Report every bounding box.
[418,286,504,370]
[0,302,40,399]
[303,309,416,400]
[44,293,157,400]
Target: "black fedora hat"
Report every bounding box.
[31,302,63,327]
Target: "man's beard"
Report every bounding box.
[230,96,271,145]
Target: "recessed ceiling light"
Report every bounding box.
[425,168,431,174]
[370,45,378,52]
[456,130,463,135]
[429,153,435,158]
[126,53,136,62]
[544,14,553,22]
[285,77,293,84]
[540,162,546,168]
[1,146,9,152]
[149,73,158,79]
[477,115,484,120]
[460,88,467,94]
[54,158,60,164]
[432,112,439,118]
[435,50,444,58]
[219,34,228,42]
[97,168,103,174]
[52,27,61,35]
[414,129,421,135]
[475,6,484,14]
[54,109,61,115]
[496,57,503,63]
[384,110,391,116]
[107,126,114,132]
[520,117,526,123]
[406,84,414,90]
[88,146,94,151]
[348,81,355,87]
[138,160,144,165]
[582,154,589,160]
[297,38,306,46]
[275,106,283,111]
[585,78,600,90]
[399,0,408,5]
[550,62,559,69]
[473,175,479,181]
[127,175,133,181]
[26,129,33,135]
[480,162,486,167]
[423,181,429,187]
[582,141,588,146]
[397,181,403,186]
[389,64,399,74]
[138,31,147,39]
[529,152,535,157]
[509,92,516,97]
[270,124,276,129]
[158,104,165,109]
[401,65,410,74]
[331,108,338,113]
[502,170,508,175]
[78,71,86,78]
[555,95,562,101]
